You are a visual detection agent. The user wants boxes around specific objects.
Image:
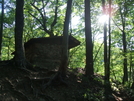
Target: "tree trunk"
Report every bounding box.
[107,0,111,81]
[102,0,112,100]
[58,0,72,77]
[14,0,26,68]
[0,0,4,60]
[119,4,128,84]
[122,31,128,84]
[84,0,94,77]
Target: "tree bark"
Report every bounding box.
[58,0,72,77]
[102,0,112,100]
[122,31,128,84]
[119,3,128,84]
[84,0,94,77]
[107,0,111,81]
[14,0,26,68]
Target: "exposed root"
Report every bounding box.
[11,57,36,72]
[0,59,37,74]
[0,60,11,66]
[42,72,68,90]
[0,78,30,101]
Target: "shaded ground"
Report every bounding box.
[0,62,133,101]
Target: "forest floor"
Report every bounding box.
[0,61,133,101]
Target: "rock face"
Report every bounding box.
[24,36,80,69]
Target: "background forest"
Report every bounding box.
[0,0,134,101]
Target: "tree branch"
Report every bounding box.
[112,18,123,32]
[30,3,50,34]
[28,11,44,28]
[93,41,103,62]
[41,0,49,17]
[51,0,58,29]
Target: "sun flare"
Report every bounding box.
[98,15,109,24]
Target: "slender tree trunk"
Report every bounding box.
[102,0,111,100]
[122,20,128,84]
[129,48,132,81]
[84,0,94,77]
[107,0,111,81]
[14,0,26,68]
[93,42,103,62]
[119,4,128,84]
[122,31,128,84]
[102,0,108,82]
[131,52,134,88]
[0,0,4,60]
[58,0,72,77]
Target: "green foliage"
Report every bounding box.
[69,37,85,68]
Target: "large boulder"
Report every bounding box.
[14,35,80,69]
